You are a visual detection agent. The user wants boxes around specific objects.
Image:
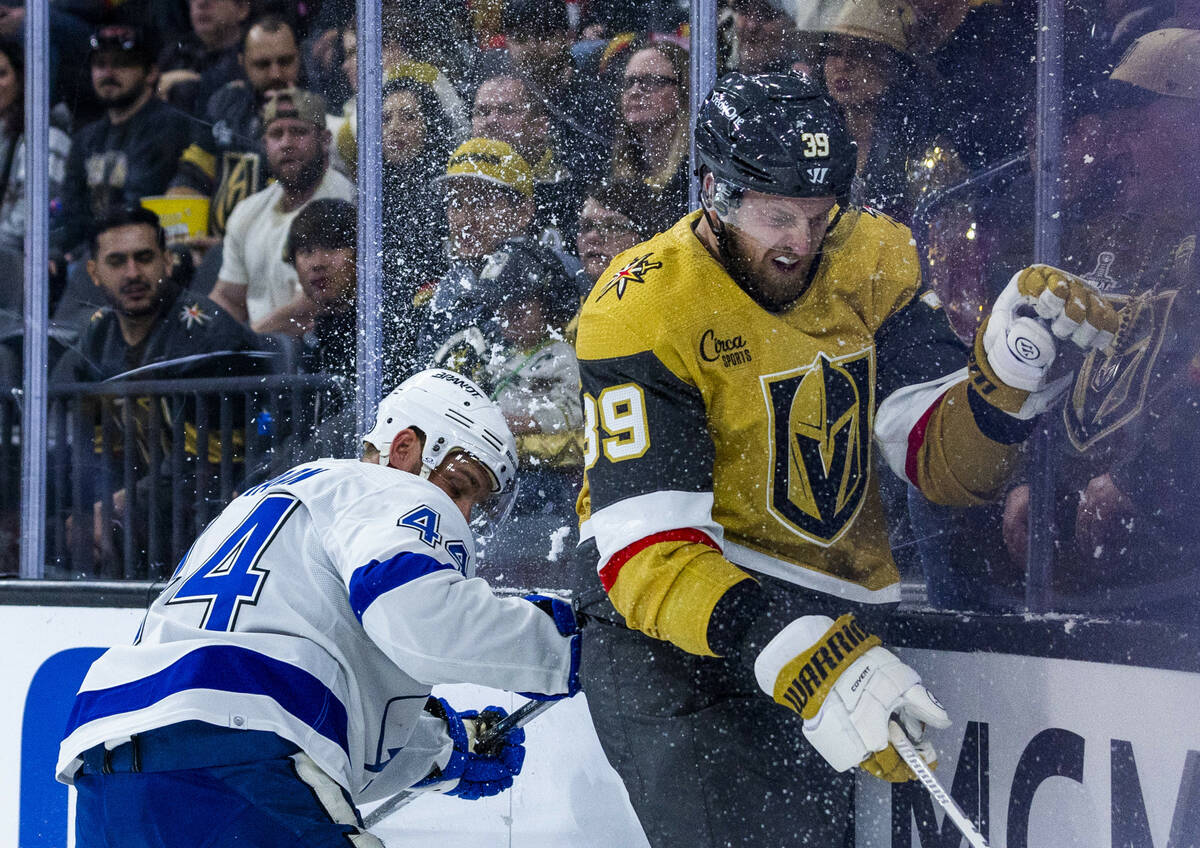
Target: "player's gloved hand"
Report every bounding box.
[753,614,951,782]
[519,594,582,700]
[971,264,1119,419]
[415,698,526,800]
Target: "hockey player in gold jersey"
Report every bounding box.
[571,71,1119,846]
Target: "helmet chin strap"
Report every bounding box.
[699,194,733,266]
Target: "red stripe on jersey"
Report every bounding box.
[905,391,950,487]
[598,528,720,591]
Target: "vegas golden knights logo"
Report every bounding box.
[1066,289,1176,451]
[211,153,262,236]
[761,350,872,546]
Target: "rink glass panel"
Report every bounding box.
[12,4,1199,625]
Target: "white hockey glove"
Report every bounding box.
[754,614,951,782]
[970,264,1119,419]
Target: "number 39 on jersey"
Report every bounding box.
[582,383,651,469]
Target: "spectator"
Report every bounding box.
[380,76,451,371]
[728,0,808,73]
[157,0,251,113]
[332,19,470,178]
[483,0,613,185]
[57,24,193,258]
[0,3,96,117]
[0,37,71,266]
[289,196,411,393]
[449,246,585,588]
[435,137,536,267]
[576,177,673,286]
[577,0,688,42]
[418,138,581,365]
[611,41,690,216]
[240,198,371,482]
[56,205,265,574]
[815,0,946,220]
[297,0,355,110]
[208,87,356,337]
[169,14,303,237]
[472,72,580,242]
[1000,28,1200,621]
[289,197,358,385]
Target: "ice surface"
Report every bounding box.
[365,684,650,847]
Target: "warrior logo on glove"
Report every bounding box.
[1012,336,1042,362]
[762,349,873,545]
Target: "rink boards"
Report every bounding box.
[5,585,1200,847]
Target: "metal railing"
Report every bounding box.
[19,374,350,580]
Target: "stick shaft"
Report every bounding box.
[889,721,990,848]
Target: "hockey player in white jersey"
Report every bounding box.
[56,368,582,847]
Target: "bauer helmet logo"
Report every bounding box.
[761,349,872,546]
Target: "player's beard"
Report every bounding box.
[721,226,819,313]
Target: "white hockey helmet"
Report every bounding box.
[364,368,519,532]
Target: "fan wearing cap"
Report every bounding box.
[57,367,582,847]
[418,138,581,363]
[571,71,1118,846]
[208,87,356,338]
[56,24,194,258]
[419,139,586,580]
[810,0,949,220]
[471,71,582,243]
[476,0,613,186]
[999,28,1200,619]
[167,14,304,238]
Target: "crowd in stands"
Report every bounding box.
[0,0,1194,620]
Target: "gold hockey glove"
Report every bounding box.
[971,265,1119,419]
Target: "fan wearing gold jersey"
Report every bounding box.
[571,71,1118,847]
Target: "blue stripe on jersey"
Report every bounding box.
[63,645,349,755]
[348,551,457,622]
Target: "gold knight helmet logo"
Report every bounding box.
[761,350,873,546]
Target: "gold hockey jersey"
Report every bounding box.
[576,210,1026,656]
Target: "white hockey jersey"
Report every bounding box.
[56,459,576,801]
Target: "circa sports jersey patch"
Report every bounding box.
[699,328,754,368]
[596,253,663,301]
[761,349,873,547]
[179,302,211,329]
[1065,289,1176,451]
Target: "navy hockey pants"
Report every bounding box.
[72,721,382,848]
[571,552,872,848]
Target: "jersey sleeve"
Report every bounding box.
[874,291,1031,505]
[323,483,575,697]
[577,339,755,658]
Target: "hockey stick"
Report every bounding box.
[888,719,990,848]
[363,699,557,829]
